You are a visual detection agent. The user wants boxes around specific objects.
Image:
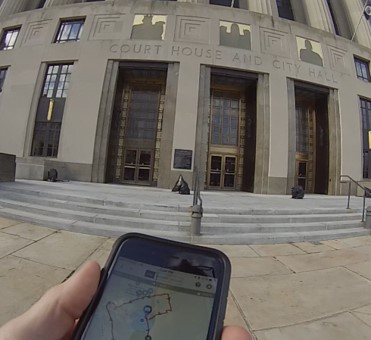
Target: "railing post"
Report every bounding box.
[191,167,203,236]
[341,174,370,223]
[191,204,203,236]
[363,190,366,222]
[346,180,351,209]
[366,207,371,228]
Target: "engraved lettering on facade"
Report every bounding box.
[108,44,338,84]
[232,53,261,66]
[272,59,301,76]
[109,43,162,55]
[308,67,338,83]
[171,45,218,59]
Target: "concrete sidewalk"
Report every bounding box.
[1,216,371,339]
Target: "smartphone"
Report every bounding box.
[73,233,231,340]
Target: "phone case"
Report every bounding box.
[72,233,231,340]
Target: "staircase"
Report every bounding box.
[0,180,369,244]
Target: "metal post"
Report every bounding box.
[346,180,351,209]
[191,167,203,235]
[191,205,203,236]
[366,207,371,228]
[363,191,366,222]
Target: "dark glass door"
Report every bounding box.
[209,155,237,189]
[123,149,153,184]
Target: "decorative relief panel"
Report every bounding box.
[220,21,251,50]
[175,16,210,44]
[131,15,167,40]
[22,20,51,46]
[89,15,126,40]
[296,36,323,67]
[327,45,348,73]
[260,27,289,58]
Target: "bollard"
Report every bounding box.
[191,204,203,236]
[366,207,371,229]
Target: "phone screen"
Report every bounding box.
[81,246,219,340]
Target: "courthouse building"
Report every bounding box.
[0,0,370,195]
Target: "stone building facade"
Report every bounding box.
[0,0,370,194]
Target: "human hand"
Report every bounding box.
[0,260,251,340]
[0,260,101,340]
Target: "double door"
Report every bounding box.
[123,149,153,183]
[295,105,315,192]
[209,154,237,189]
[207,90,244,190]
[107,75,166,185]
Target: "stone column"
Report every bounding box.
[91,61,119,183]
[157,63,180,189]
[247,0,274,15]
[327,88,341,195]
[0,0,28,17]
[286,78,296,194]
[193,65,211,191]
[301,0,335,33]
[254,73,270,194]
[342,0,371,48]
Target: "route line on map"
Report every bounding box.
[106,293,173,340]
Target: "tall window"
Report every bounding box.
[361,98,371,178]
[296,107,309,153]
[276,0,294,20]
[210,0,239,8]
[326,0,340,35]
[37,0,47,8]
[31,64,73,157]
[355,57,371,82]
[211,95,239,146]
[0,27,20,50]
[0,68,8,92]
[55,19,84,43]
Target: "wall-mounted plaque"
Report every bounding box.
[173,149,192,170]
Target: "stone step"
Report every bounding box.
[196,228,371,245]
[202,212,362,223]
[0,205,368,245]
[0,180,369,244]
[0,194,361,231]
[0,185,191,213]
[0,186,361,218]
[0,207,191,242]
[0,192,191,222]
[203,207,363,215]
[0,191,361,225]
[0,200,189,231]
[200,220,365,234]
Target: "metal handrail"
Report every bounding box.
[192,167,203,208]
[340,175,370,222]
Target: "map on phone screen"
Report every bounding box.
[83,258,217,340]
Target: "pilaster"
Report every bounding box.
[247,0,274,15]
[0,0,28,17]
[254,73,270,194]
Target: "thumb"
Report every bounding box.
[222,326,252,340]
[0,260,100,340]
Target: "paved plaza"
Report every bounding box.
[1,217,371,339]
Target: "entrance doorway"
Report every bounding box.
[106,66,167,185]
[207,71,257,191]
[295,84,329,194]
